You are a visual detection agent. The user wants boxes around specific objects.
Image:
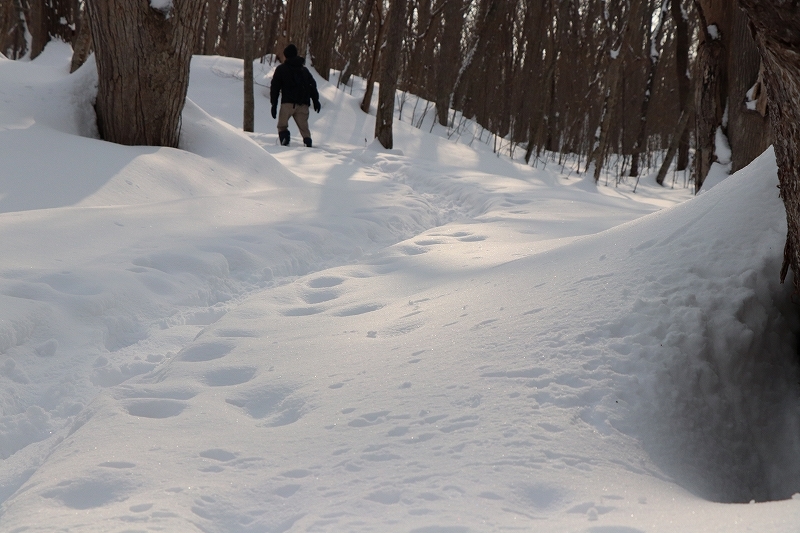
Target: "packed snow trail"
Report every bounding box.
[3,46,800,532]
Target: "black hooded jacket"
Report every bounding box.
[270,56,320,108]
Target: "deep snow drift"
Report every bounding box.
[1,43,800,532]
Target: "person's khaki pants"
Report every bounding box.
[277,103,311,140]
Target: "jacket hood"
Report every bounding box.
[284,56,305,68]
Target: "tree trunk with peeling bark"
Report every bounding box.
[737,1,800,289]
[86,0,204,148]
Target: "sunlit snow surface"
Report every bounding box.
[1,42,800,532]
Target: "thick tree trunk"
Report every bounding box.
[375,0,406,149]
[726,5,771,173]
[203,0,222,55]
[694,0,770,191]
[280,0,310,58]
[242,0,254,132]
[693,1,725,193]
[737,1,800,289]
[434,0,463,126]
[309,0,337,79]
[86,0,204,148]
[219,0,240,56]
[671,0,691,171]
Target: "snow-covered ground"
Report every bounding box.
[1,43,800,532]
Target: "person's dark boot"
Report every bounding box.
[279,131,290,146]
[303,137,312,148]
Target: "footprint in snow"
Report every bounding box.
[307,276,345,288]
[334,303,384,317]
[202,366,257,387]
[302,289,339,304]
[125,399,186,419]
[280,306,323,317]
[177,341,234,362]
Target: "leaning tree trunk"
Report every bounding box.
[737,1,800,289]
[374,0,406,149]
[339,0,375,87]
[85,0,204,148]
[69,7,93,73]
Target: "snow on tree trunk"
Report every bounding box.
[738,1,800,289]
[86,0,204,148]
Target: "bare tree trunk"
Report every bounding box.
[28,0,46,58]
[309,0,337,79]
[630,0,667,177]
[434,0,464,125]
[671,0,691,171]
[219,0,240,56]
[86,0,204,147]
[737,1,800,288]
[590,0,644,182]
[375,0,406,148]
[726,5,771,173]
[360,1,384,114]
[29,0,75,58]
[69,5,92,72]
[656,95,695,185]
[339,0,375,87]
[280,0,310,58]
[693,0,725,193]
[243,0,254,132]
[203,0,222,54]
[6,0,28,59]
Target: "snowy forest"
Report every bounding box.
[2,0,800,532]
[0,0,778,186]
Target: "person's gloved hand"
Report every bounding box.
[313,100,321,113]
[271,104,277,119]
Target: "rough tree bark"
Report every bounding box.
[85,0,204,147]
[694,0,770,191]
[737,1,800,289]
[280,0,310,59]
[69,6,92,73]
[309,0,337,79]
[375,0,406,149]
[693,0,725,193]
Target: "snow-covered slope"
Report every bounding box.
[1,44,799,532]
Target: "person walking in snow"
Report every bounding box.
[270,44,321,148]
